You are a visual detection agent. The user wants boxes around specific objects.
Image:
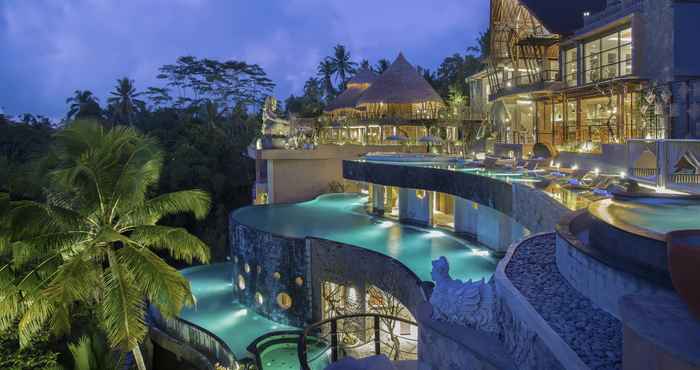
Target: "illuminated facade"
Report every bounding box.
[480,0,700,156]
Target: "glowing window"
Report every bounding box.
[238,275,246,290]
[416,190,426,199]
[257,265,262,274]
[255,292,264,305]
[277,292,293,310]
[234,256,238,263]
[273,272,281,280]
[295,277,304,286]
[244,263,251,273]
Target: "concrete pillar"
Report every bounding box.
[372,184,385,215]
[398,188,432,226]
[454,197,479,238]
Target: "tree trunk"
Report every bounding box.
[133,345,147,370]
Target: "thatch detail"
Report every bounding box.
[357,53,445,107]
[324,68,377,113]
[347,68,378,87]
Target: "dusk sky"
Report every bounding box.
[0,0,489,118]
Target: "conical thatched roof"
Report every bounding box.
[324,68,377,112]
[357,53,444,107]
[347,68,378,86]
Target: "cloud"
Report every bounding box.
[0,0,488,117]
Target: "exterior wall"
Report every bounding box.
[673,2,700,79]
[308,238,427,322]
[455,197,529,254]
[229,213,427,328]
[344,160,569,235]
[268,158,342,204]
[555,231,671,319]
[229,219,312,328]
[398,187,432,226]
[555,144,627,173]
[254,144,429,204]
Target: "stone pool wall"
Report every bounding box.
[307,237,427,322]
[555,211,675,319]
[230,215,428,329]
[229,217,313,328]
[344,160,570,236]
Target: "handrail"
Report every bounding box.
[297,313,418,370]
[148,305,239,369]
[246,330,304,370]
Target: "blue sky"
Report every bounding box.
[0,0,488,118]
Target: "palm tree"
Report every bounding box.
[375,59,391,74]
[317,59,336,101]
[330,44,357,88]
[107,78,145,126]
[0,121,211,370]
[66,90,102,121]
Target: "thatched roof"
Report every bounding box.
[324,88,366,112]
[357,53,444,107]
[347,68,378,86]
[324,68,377,113]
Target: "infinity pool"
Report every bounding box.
[232,193,498,282]
[589,197,700,238]
[179,264,295,359]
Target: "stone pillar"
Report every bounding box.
[454,197,479,239]
[372,184,385,215]
[398,188,432,226]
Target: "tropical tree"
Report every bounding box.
[317,59,336,101]
[0,120,211,370]
[329,44,357,88]
[359,59,371,71]
[375,59,391,74]
[199,99,226,129]
[107,78,145,126]
[66,90,102,121]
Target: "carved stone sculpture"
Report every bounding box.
[429,256,497,333]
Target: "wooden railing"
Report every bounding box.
[148,305,240,370]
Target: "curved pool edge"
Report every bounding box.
[588,198,666,242]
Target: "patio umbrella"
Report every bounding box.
[385,134,409,142]
[419,135,443,153]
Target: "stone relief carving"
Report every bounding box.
[429,256,497,333]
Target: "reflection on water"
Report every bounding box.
[233,193,497,282]
[595,198,700,235]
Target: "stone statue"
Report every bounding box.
[260,97,290,149]
[430,257,497,333]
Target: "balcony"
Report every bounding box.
[490,69,561,101]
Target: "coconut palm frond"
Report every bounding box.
[101,253,146,351]
[130,225,210,264]
[18,296,57,347]
[128,190,211,224]
[118,245,193,316]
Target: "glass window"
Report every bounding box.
[582,27,633,84]
[564,48,578,86]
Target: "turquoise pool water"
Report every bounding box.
[179,264,329,370]
[590,197,700,236]
[233,193,498,282]
[179,264,294,359]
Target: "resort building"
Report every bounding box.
[476,0,700,174]
[148,4,700,370]
[249,53,456,205]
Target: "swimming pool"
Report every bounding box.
[589,196,700,240]
[232,193,497,282]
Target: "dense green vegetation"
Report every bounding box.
[1,121,212,370]
[285,30,490,118]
